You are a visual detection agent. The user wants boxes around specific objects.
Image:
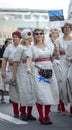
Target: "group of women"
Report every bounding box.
[1,22,72,125]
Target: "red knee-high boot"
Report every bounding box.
[12,101,19,118]
[60,100,66,112]
[45,105,52,124]
[36,103,43,120]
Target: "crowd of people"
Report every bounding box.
[0,22,72,125]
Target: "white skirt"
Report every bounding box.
[33,67,59,105]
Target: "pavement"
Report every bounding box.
[0,96,72,130]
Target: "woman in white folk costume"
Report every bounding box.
[1,38,13,103]
[27,28,59,125]
[48,29,63,112]
[57,23,72,113]
[1,30,24,118]
[11,29,36,121]
[66,41,72,116]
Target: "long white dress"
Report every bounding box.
[57,37,72,104]
[66,42,72,105]
[29,44,59,105]
[13,44,37,106]
[3,43,19,103]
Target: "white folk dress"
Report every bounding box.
[13,44,37,106]
[3,43,19,103]
[57,37,72,104]
[29,44,59,105]
[66,42,72,105]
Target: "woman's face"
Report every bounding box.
[50,31,59,40]
[34,30,44,41]
[12,34,20,45]
[63,25,71,34]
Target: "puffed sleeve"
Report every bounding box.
[13,45,23,62]
[3,44,11,58]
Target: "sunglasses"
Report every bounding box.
[34,33,44,35]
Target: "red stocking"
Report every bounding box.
[60,100,65,112]
[27,106,32,116]
[45,105,50,119]
[36,103,43,119]
[20,105,26,116]
[70,105,72,114]
[58,100,61,111]
[12,101,19,116]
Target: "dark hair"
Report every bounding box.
[4,38,12,45]
[61,23,71,33]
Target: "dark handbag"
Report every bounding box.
[38,69,53,79]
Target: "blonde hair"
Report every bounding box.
[20,39,27,45]
[20,38,32,45]
[49,29,60,37]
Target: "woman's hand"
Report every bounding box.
[27,68,32,74]
[10,76,16,83]
[10,78,16,84]
[54,45,60,56]
[1,72,6,79]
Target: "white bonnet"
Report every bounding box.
[21,29,32,39]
